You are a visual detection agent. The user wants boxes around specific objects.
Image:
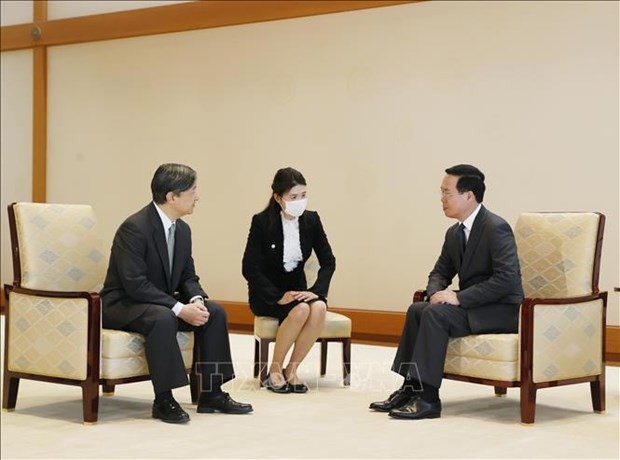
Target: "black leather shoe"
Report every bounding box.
[152,398,190,424]
[369,389,414,412]
[389,398,441,420]
[197,392,253,414]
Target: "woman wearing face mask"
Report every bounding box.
[242,167,336,393]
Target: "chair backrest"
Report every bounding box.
[8,202,107,292]
[514,212,605,299]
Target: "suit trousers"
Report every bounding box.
[123,301,235,394]
[391,302,472,389]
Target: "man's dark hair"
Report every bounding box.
[445,164,486,203]
[151,163,197,204]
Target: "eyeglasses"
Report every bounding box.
[439,189,463,199]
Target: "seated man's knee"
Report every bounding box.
[407,302,428,319]
[148,305,178,333]
[205,301,226,321]
[420,303,451,325]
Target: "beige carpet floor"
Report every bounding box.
[1,330,618,459]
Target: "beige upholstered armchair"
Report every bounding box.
[414,212,607,423]
[2,203,198,424]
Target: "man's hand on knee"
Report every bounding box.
[179,301,210,326]
[429,289,460,306]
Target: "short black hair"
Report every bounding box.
[445,164,485,203]
[151,163,197,204]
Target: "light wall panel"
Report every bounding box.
[1,49,34,286]
[45,1,619,323]
[0,0,32,26]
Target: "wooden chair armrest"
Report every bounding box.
[413,289,428,302]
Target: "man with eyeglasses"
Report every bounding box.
[369,164,523,420]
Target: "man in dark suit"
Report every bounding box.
[370,164,523,420]
[101,163,252,423]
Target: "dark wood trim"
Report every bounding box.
[592,213,605,293]
[7,204,21,288]
[1,1,419,51]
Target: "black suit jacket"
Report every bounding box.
[242,209,336,308]
[427,205,524,333]
[101,203,207,328]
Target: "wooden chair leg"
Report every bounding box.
[494,386,507,397]
[102,384,115,395]
[320,339,328,376]
[258,339,269,387]
[520,383,537,424]
[2,373,19,410]
[590,376,605,412]
[81,381,99,424]
[342,338,351,386]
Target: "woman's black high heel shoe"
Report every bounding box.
[264,375,290,394]
[283,368,309,393]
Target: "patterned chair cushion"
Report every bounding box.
[444,355,519,381]
[101,329,194,379]
[445,334,519,381]
[254,311,352,339]
[446,333,519,362]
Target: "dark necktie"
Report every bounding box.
[458,223,467,256]
[167,222,175,274]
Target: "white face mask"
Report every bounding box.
[283,198,307,218]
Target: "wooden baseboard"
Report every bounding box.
[606,325,620,366]
[218,300,620,366]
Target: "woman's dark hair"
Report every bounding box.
[151,163,197,204]
[263,167,307,225]
[445,164,486,203]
